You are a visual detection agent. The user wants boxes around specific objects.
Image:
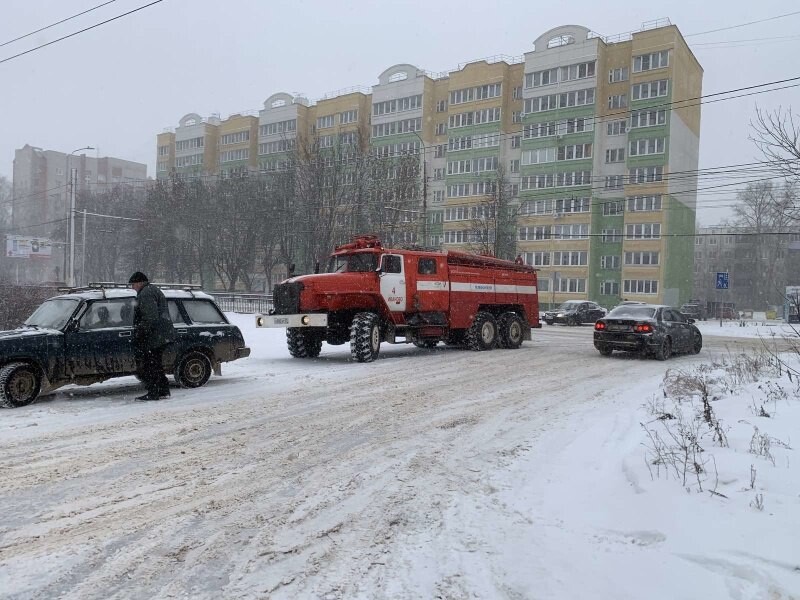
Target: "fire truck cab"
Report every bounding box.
[256,235,540,362]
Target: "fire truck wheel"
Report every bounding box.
[287,328,323,358]
[498,312,524,349]
[350,312,382,362]
[445,331,466,347]
[466,311,498,351]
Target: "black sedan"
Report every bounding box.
[593,304,702,360]
[543,300,607,325]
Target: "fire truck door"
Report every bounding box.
[379,254,406,312]
[415,257,449,312]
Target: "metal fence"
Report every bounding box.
[211,293,272,314]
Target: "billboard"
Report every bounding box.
[5,235,53,259]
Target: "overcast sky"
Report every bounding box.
[1,0,798,225]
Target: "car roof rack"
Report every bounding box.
[56,281,203,298]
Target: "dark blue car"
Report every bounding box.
[0,285,250,408]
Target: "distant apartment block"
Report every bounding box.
[11,144,147,283]
[155,19,702,306]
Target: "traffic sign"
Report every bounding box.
[716,272,729,290]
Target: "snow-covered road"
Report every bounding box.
[1,317,797,599]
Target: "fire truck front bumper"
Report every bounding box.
[255,313,329,328]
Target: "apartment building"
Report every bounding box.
[10,144,147,282]
[157,113,221,179]
[519,23,702,307]
[154,19,702,306]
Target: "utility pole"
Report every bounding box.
[66,146,93,286]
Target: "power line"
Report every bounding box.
[0,0,165,66]
[685,11,800,37]
[0,0,118,49]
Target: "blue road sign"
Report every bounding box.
[716,272,729,290]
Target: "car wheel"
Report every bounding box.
[597,345,613,356]
[175,351,212,388]
[287,328,323,358]
[689,331,702,355]
[0,362,42,408]
[350,312,381,362]
[466,311,498,351]
[654,337,672,361]
[498,312,524,349]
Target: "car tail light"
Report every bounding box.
[634,323,653,333]
[594,321,606,331]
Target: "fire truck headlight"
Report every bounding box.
[301,315,310,325]
[256,316,264,327]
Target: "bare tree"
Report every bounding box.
[467,166,518,259]
[732,181,799,308]
[751,106,800,182]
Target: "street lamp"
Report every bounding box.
[67,146,94,286]
[411,131,428,248]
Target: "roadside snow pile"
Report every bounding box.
[696,320,798,339]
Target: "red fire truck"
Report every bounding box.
[256,235,541,362]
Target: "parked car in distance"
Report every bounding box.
[593,303,702,360]
[543,300,607,326]
[679,303,707,321]
[0,283,250,408]
[715,306,738,320]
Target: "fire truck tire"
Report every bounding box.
[498,312,524,349]
[466,311,498,351]
[445,330,466,347]
[287,328,323,358]
[350,312,381,362]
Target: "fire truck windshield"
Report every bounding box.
[327,253,378,273]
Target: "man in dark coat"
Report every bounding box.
[129,271,176,401]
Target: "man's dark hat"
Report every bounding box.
[128,271,148,284]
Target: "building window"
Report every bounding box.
[372,94,423,116]
[602,228,622,243]
[435,122,447,135]
[433,190,444,203]
[553,223,589,239]
[510,159,520,173]
[630,109,666,129]
[220,131,250,146]
[175,137,204,151]
[158,145,170,156]
[608,94,628,109]
[436,100,447,112]
[512,111,522,123]
[316,115,335,129]
[623,279,659,294]
[608,67,629,83]
[601,255,621,270]
[604,175,624,190]
[600,281,620,296]
[627,195,662,212]
[557,143,592,161]
[625,223,661,240]
[629,166,664,184]
[554,277,587,293]
[521,147,556,165]
[633,50,670,73]
[220,148,249,163]
[512,86,522,99]
[624,251,660,265]
[511,135,521,149]
[339,109,358,124]
[607,120,627,136]
[629,137,666,156]
[434,144,446,158]
[260,119,297,136]
[602,200,623,216]
[372,117,422,138]
[553,251,588,266]
[605,148,625,163]
[524,88,595,113]
[631,79,669,101]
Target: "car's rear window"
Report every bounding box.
[168,300,185,324]
[608,306,656,319]
[182,299,226,324]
